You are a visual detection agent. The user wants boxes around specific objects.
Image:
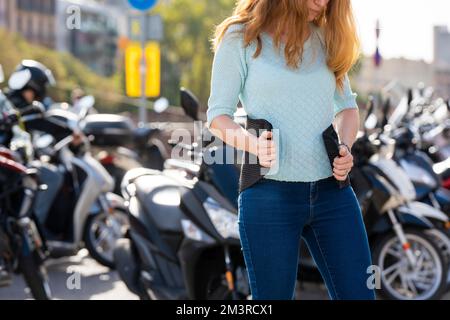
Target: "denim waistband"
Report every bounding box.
[263,175,336,186]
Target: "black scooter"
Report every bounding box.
[114,89,248,300]
[82,113,169,195]
[116,89,449,300]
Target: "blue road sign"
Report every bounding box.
[128,0,157,11]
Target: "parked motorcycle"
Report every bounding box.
[114,89,248,300]
[387,90,450,190]
[0,101,51,299]
[22,106,129,268]
[81,109,169,195]
[115,88,450,300]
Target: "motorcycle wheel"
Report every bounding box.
[19,253,51,300]
[84,209,129,269]
[372,228,448,300]
[425,228,450,285]
[113,238,150,300]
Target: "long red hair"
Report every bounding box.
[212,0,360,91]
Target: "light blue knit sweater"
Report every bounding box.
[207,23,359,182]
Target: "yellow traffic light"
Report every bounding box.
[145,42,160,97]
[125,43,141,97]
[125,41,160,98]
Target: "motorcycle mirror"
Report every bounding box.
[380,97,391,128]
[388,95,409,127]
[0,65,4,83]
[424,86,434,100]
[365,113,378,131]
[77,95,95,119]
[154,97,169,113]
[363,95,375,119]
[364,96,378,131]
[417,82,425,97]
[365,96,375,117]
[180,87,199,121]
[407,88,413,107]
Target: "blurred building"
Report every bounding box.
[0,0,121,76]
[92,0,128,36]
[353,56,434,97]
[433,25,450,98]
[94,0,128,9]
[0,0,56,48]
[56,0,120,76]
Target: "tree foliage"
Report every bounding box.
[155,0,236,108]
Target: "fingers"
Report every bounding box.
[339,145,349,157]
[259,160,273,168]
[333,153,353,166]
[333,173,348,181]
[259,154,276,167]
[258,131,276,168]
[333,160,353,170]
[333,167,350,180]
[260,130,272,140]
[258,147,276,168]
[333,167,348,177]
[258,132,275,154]
[258,132,274,149]
[333,151,353,180]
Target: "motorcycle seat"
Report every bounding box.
[133,173,184,233]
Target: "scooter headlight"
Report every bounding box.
[181,219,215,244]
[202,197,239,240]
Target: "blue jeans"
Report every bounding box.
[238,176,376,300]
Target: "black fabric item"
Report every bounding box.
[238,117,273,193]
[322,124,351,188]
[6,90,29,110]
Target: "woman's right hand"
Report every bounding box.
[208,115,276,168]
[255,131,276,168]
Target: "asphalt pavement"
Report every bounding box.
[1,249,449,300]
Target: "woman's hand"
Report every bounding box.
[256,131,276,168]
[208,115,276,168]
[333,145,353,181]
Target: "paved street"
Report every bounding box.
[1,249,449,300]
[0,250,138,300]
[0,249,331,300]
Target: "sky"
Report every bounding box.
[352,0,450,63]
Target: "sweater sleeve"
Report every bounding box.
[333,73,358,117]
[206,25,247,128]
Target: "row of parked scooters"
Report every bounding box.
[110,85,450,301]
[1,60,450,300]
[0,61,136,299]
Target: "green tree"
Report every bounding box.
[155,0,235,108]
[0,28,132,113]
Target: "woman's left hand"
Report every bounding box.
[333,145,353,181]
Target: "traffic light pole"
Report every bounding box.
[139,12,148,125]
